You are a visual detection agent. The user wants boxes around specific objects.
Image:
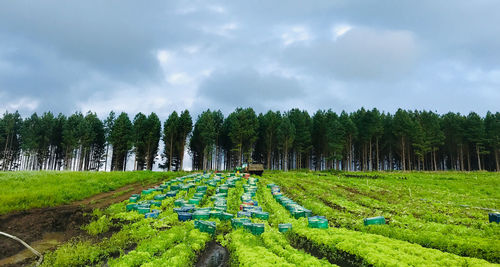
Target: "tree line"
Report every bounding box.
[1,108,499,172]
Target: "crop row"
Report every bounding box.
[220,176,334,266]
[41,174,213,266]
[259,176,496,266]
[266,172,500,263]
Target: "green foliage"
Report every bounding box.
[83,215,113,235]
[110,112,133,171]
[265,171,500,263]
[0,171,183,214]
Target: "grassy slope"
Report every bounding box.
[0,171,186,215]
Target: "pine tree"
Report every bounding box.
[145,112,161,170]
[177,110,193,170]
[278,114,295,171]
[133,112,148,170]
[162,111,179,171]
[485,112,500,171]
[110,112,133,171]
[103,111,115,171]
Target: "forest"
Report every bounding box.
[0,107,499,172]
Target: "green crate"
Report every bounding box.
[154,194,166,200]
[209,210,222,219]
[278,223,292,233]
[193,211,210,220]
[171,185,180,190]
[251,223,265,235]
[308,217,328,229]
[137,207,150,214]
[221,212,234,221]
[194,192,205,198]
[126,203,138,211]
[150,201,162,207]
[252,211,269,220]
[231,218,251,229]
[174,199,187,207]
[129,196,138,203]
[195,220,216,235]
[188,198,201,205]
[291,210,305,219]
[141,189,154,195]
[196,186,207,192]
[364,216,386,226]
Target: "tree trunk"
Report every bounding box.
[179,137,186,171]
[495,149,500,172]
[169,135,174,171]
[267,149,271,170]
[376,138,380,171]
[284,143,288,172]
[369,139,372,171]
[401,136,406,171]
[467,149,471,171]
[459,144,464,171]
[476,144,482,171]
[433,148,438,171]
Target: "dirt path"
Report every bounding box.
[0,180,163,263]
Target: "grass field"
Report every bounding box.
[27,171,500,266]
[0,171,185,215]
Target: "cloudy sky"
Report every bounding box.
[1,0,500,120]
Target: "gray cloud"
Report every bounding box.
[0,0,499,119]
[282,27,419,81]
[196,69,306,114]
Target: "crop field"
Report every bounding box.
[1,171,499,266]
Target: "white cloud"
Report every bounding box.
[281,26,311,46]
[183,45,200,54]
[167,72,192,85]
[1,97,39,112]
[202,22,238,37]
[332,24,352,41]
[208,5,226,14]
[156,50,172,65]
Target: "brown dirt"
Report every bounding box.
[195,241,229,267]
[0,180,163,262]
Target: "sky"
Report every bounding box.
[1,0,500,121]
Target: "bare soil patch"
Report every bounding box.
[0,180,162,262]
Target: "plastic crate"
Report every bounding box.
[174,199,187,207]
[308,216,328,229]
[137,207,150,214]
[188,198,201,205]
[231,218,251,229]
[251,211,269,220]
[178,212,192,221]
[126,203,138,211]
[221,212,234,221]
[195,220,216,235]
[193,211,210,220]
[278,223,292,233]
[363,216,386,226]
[489,213,500,223]
[154,194,166,200]
[145,212,159,219]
